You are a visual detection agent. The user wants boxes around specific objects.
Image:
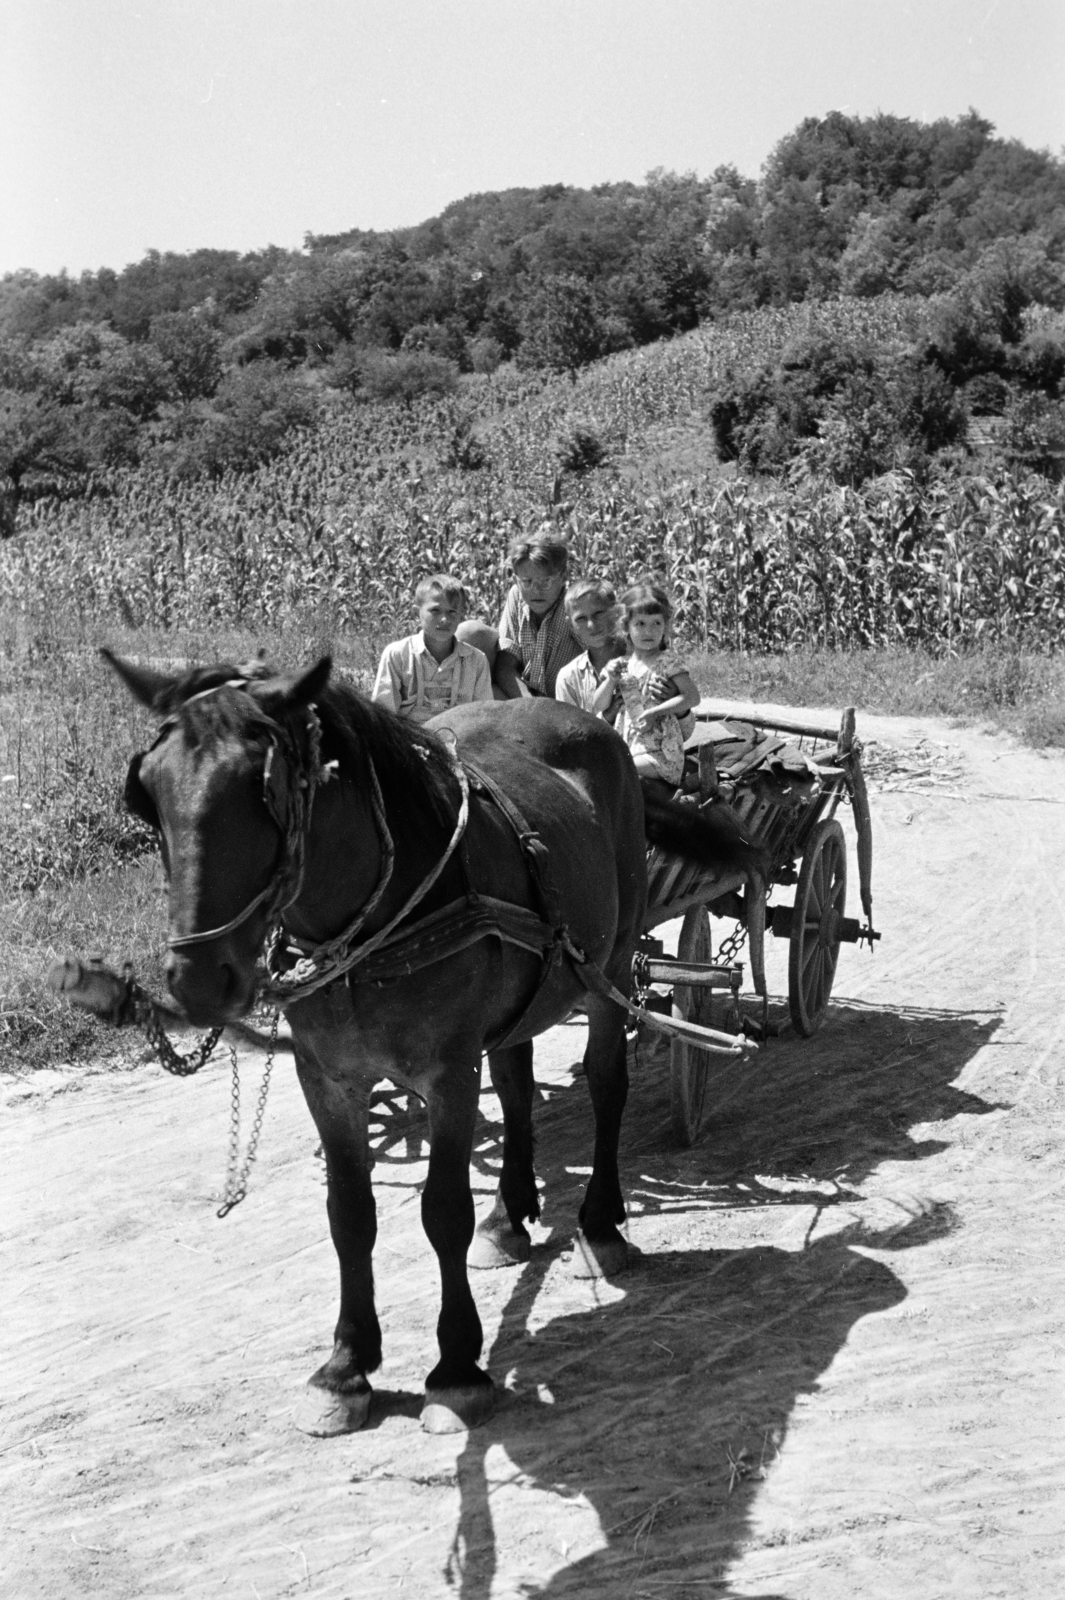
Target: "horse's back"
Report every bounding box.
[434,698,647,953]
[435,697,639,831]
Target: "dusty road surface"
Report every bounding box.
[3,711,1065,1600]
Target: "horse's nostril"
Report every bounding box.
[165,951,243,1023]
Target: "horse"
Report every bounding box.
[104,651,759,1436]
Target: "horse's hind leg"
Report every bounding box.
[573,992,630,1279]
[469,1041,539,1269]
[421,1066,495,1433]
[293,1057,380,1436]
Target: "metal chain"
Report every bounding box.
[216,1010,278,1218]
[144,1008,225,1077]
[716,922,748,966]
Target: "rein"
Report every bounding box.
[261,752,470,1003]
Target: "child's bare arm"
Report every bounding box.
[639,670,700,722]
[591,659,625,715]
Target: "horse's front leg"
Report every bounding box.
[468,1040,539,1269]
[421,1062,495,1433]
[574,991,630,1279]
[293,1053,380,1436]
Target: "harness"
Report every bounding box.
[262,739,586,1051]
[161,693,749,1058]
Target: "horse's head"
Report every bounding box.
[104,650,332,1025]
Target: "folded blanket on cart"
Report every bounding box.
[683,719,820,784]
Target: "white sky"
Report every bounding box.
[3,0,1064,276]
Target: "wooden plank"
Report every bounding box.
[643,871,746,929]
[694,698,844,743]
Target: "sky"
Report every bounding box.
[3,0,1064,277]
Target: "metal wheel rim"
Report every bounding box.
[788,819,846,1037]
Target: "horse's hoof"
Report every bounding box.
[468,1225,530,1269]
[422,1380,496,1434]
[294,1381,372,1436]
[570,1228,630,1280]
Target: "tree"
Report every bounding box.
[517,275,606,375]
[331,349,460,405]
[0,389,85,498]
[148,311,223,400]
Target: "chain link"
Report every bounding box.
[144,1007,225,1077]
[216,1010,278,1218]
[715,922,748,966]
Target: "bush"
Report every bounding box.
[439,412,486,471]
[921,295,1006,386]
[329,347,460,404]
[468,335,504,374]
[963,372,1011,415]
[556,420,608,474]
[998,392,1065,480]
[1008,331,1065,397]
[154,362,317,477]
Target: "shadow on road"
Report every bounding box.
[408,997,1000,1598]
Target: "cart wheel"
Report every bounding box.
[788,818,847,1037]
[670,906,714,1145]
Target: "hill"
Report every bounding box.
[1,109,1064,520]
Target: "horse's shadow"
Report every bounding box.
[367,998,1002,1597]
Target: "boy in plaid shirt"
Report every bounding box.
[457,529,580,698]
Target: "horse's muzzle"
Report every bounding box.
[166,947,257,1026]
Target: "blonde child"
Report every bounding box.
[592,583,700,783]
[554,578,627,715]
[371,574,492,725]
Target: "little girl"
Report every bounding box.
[592,583,700,784]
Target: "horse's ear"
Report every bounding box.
[258,655,333,715]
[123,753,159,830]
[101,648,177,712]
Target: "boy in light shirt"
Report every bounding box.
[554,577,627,717]
[371,574,493,725]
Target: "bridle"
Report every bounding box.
[165,694,327,953]
[158,684,472,1006]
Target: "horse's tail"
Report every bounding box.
[641,781,768,878]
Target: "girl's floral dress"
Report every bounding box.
[614,649,690,784]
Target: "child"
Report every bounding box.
[371,574,493,725]
[456,527,580,699]
[593,583,700,784]
[554,578,627,716]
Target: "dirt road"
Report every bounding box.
[3,711,1065,1599]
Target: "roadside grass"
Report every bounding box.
[3,627,1062,1073]
[1,856,167,1072]
[686,645,1065,747]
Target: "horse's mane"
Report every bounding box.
[315,676,460,829]
[171,664,459,831]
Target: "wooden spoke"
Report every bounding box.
[669,906,715,1145]
[788,820,847,1037]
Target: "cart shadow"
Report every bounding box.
[422,997,999,1598]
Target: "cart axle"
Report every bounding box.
[767,906,879,946]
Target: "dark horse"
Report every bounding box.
[105,652,757,1435]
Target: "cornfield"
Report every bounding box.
[3,290,1065,699]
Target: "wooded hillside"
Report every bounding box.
[2,109,1064,513]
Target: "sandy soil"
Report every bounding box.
[3,711,1065,1600]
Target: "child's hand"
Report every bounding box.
[643,673,673,704]
[603,656,628,680]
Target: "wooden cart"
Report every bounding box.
[636,702,879,1145]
